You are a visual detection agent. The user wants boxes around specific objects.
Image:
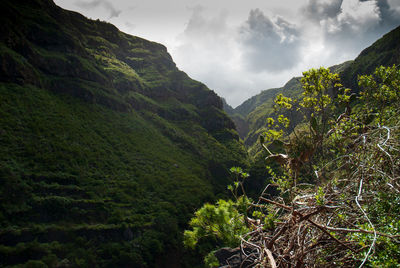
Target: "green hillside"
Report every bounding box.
[341,25,400,91]
[229,25,400,156]
[224,61,350,156]
[0,0,248,267]
[231,26,400,155]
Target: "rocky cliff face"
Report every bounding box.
[0,0,232,129]
[0,0,248,267]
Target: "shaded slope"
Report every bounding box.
[229,60,353,144]
[342,25,400,91]
[0,0,248,267]
[243,78,302,150]
[233,87,282,119]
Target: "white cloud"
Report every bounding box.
[239,9,302,72]
[302,0,399,63]
[55,0,400,107]
[171,7,303,106]
[75,0,122,19]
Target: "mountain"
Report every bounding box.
[199,25,400,268]
[225,61,351,154]
[222,98,235,115]
[341,25,400,91]
[228,25,400,156]
[0,0,248,267]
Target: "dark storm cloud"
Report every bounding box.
[375,0,400,30]
[302,0,400,56]
[75,0,122,19]
[303,0,343,21]
[239,9,302,72]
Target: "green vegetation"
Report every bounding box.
[341,26,400,91]
[227,23,400,155]
[183,168,250,266]
[189,65,400,267]
[1,0,400,267]
[0,0,248,267]
[0,81,245,267]
[220,27,400,214]
[228,61,354,157]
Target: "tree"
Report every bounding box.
[358,64,400,124]
[261,67,350,192]
[242,65,400,267]
[183,168,250,267]
[185,66,400,267]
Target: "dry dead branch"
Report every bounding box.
[240,124,400,267]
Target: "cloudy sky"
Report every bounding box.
[54,0,400,107]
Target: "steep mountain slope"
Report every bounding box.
[241,78,302,150]
[232,87,282,119]
[341,25,400,91]
[222,98,235,115]
[0,0,248,267]
[230,24,400,155]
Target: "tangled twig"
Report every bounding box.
[239,124,400,267]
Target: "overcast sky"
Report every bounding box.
[54,0,400,107]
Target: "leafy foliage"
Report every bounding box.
[183,198,249,251]
[196,65,400,267]
[183,168,251,266]
[358,64,400,124]
[259,67,350,196]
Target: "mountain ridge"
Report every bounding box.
[0,1,248,267]
[226,25,400,155]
